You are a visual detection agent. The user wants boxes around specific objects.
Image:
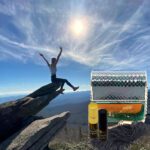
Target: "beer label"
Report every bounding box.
[88,108,98,124]
[88,103,98,124]
[99,130,107,140]
[89,124,98,138]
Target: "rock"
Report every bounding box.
[0,111,70,150]
[0,83,61,142]
[90,122,149,150]
[27,83,60,98]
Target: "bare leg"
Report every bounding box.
[56,78,79,91]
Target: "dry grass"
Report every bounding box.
[129,134,150,150]
[48,123,150,150]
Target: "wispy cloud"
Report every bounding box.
[0,90,31,97]
[0,0,150,71]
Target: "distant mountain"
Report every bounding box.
[47,90,90,107]
[38,91,90,126]
[0,95,26,104]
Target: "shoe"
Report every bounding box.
[73,86,79,91]
[59,88,65,94]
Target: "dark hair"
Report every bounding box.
[51,57,56,64]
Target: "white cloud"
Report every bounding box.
[0,0,150,71]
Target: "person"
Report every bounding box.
[39,47,79,93]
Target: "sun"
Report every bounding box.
[71,19,84,36]
[69,17,89,38]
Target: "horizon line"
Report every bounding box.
[0,89,90,98]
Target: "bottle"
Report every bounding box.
[88,102,98,138]
[128,80,131,87]
[98,109,107,141]
[124,80,127,87]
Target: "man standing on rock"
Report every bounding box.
[39,47,79,94]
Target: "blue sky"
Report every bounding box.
[0,0,150,96]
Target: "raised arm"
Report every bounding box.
[39,53,50,66]
[56,47,62,64]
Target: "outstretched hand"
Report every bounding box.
[39,53,44,57]
[39,53,49,66]
[59,47,63,52]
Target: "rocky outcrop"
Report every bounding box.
[0,112,70,150]
[27,83,60,98]
[0,83,61,142]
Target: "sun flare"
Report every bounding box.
[69,17,89,38]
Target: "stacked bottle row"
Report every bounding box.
[98,95,144,100]
[92,75,146,81]
[92,72,146,79]
[92,80,146,87]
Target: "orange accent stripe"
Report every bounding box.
[97,104,142,114]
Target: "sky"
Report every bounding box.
[0,0,150,96]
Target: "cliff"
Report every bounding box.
[0,83,63,142]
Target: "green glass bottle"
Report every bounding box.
[98,109,107,141]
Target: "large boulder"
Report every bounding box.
[0,83,61,142]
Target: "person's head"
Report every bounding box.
[51,57,56,64]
